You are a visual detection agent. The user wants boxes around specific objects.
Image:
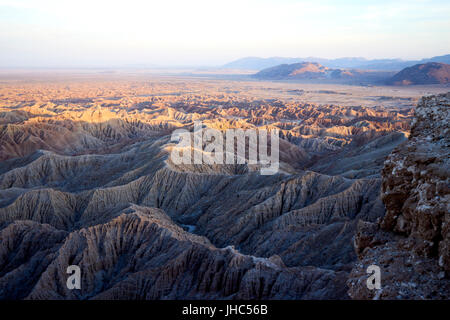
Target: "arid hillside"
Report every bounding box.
[386,62,450,85]
[253,62,395,84]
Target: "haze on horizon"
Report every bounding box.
[1,0,449,68]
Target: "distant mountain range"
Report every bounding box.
[253,61,450,85]
[385,62,450,85]
[253,62,395,84]
[224,54,450,71]
[254,62,353,80]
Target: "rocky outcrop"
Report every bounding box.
[348,93,450,299]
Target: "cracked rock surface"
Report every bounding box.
[348,93,450,299]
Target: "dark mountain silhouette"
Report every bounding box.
[386,62,450,85]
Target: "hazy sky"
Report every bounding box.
[1,0,449,67]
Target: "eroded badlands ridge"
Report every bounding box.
[9,205,347,300]
[348,93,450,299]
[0,78,430,299]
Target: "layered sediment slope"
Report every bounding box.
[0,79,423,299]
[23,205,348,300]
[348,93,450,299]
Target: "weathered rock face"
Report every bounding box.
[381,94,449,269]
[348,93,450,299]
